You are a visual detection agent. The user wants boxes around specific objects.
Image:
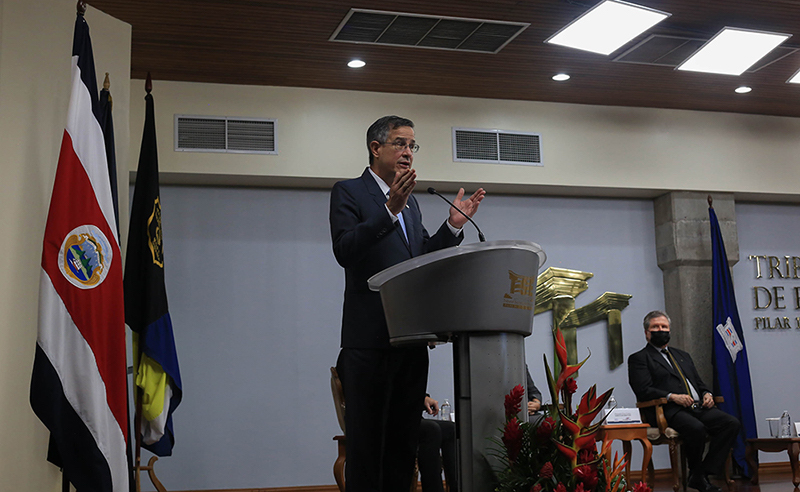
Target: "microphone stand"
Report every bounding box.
[427,187,486,242]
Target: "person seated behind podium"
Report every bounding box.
[526,365,543,424]
[418,371,541,492]
[628,310,740,492]
[418,396,457,492]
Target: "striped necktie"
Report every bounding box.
[662,348,693,397]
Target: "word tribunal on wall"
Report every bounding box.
[748,255,800,330]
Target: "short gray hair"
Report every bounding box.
[643,310,670,330]
[366,115,414,164]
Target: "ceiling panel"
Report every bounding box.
[89,0,800,117]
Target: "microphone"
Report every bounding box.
[427,187,486,242]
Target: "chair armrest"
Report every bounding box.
[635,397,668,409]
[636,398,669,433]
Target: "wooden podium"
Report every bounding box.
[369,240,546,492]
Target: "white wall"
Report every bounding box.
[0,1,130,490]
[129,80,800,200]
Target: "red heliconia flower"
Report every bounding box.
[539,461,554,479]
[502,417,523,462]
[554,483,567,492]
[574,483,586,492]
[553,327,589,395]
[530,485,542,492]
[504,384,525,419]
[576,385,614,428]
[632,481,652,492]
[564,377,578,394]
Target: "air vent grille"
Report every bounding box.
[330,9,528,54]
[453,128,542,166]
[175,115,277,154]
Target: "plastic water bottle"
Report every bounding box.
[441,399,451,421]
[606,395,617,417]
[779,410,792,437]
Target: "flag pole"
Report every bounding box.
[134,344,142,492]
[132,72,168,492]
[60,5,88,492]
[131,75,152,492]
[64,9,86,492]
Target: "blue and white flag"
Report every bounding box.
[709,205,757,475]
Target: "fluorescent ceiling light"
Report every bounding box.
[552,73,571,81]
[677,27,791,76]
[788,67,800,84]
[545,0,670,56]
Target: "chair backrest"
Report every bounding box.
[330,367,346,433]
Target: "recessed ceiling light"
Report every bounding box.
[677,27,791,76]
[735,86,752,94]
[347,59,366,68]
[788,67,800,84]
[552,73,571,81]
[545,0,671,56]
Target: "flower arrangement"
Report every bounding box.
[493,326,652,492]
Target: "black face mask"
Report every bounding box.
[649,330,670,347]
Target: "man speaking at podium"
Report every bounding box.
[330,115,484,492]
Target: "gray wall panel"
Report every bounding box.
[141,185,678,489]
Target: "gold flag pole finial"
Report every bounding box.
[77,0,87,15]
[145,72,152,94]
[708,195,713,207]
[103,73,113,110]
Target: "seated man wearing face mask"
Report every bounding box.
[628,310,740,492]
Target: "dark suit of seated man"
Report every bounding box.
[628,310,740,492]
[418,396,457,492]
[526,366,543,425]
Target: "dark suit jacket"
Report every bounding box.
[526,365,542,403]
[628,343,711,423]
[330,168,463,349]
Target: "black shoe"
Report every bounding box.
[687,473,722,492]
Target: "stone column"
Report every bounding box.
[653,191,739,384]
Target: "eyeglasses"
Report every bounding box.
[382,139,420,153]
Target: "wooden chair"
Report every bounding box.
[636,396,731,492]
[330,367,422,492]
[331,367,347,492]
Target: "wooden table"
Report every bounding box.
[597,423,653,487]
[746,437,800,487]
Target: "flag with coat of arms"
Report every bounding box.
[709,203,758,475]
[29,10,129,492]
[124,76,183,457]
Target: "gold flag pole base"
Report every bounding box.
[136,456,168,492]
